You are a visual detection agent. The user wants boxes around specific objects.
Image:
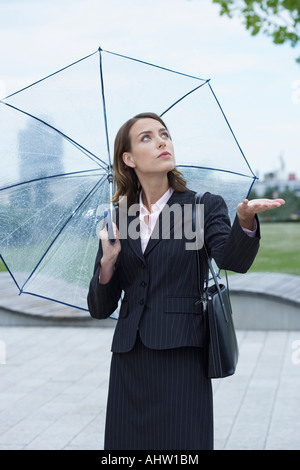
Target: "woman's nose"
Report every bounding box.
[157,136,166,148]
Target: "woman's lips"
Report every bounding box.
[158,152,171,159]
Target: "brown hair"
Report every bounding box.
[112,112,187,207]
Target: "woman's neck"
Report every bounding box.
[140,176,170,212]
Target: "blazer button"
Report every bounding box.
[139,299,144,305]
[141,281,147,287]
[141,262,145,269]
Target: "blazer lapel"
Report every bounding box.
[123,209,146,264]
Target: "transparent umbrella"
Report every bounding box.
[0,47,257,312]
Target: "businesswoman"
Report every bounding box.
[87,112,284,450]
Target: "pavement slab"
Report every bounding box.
[0,326,299,450]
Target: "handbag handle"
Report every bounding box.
[194,193,230,322]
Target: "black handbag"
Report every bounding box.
[194,193,239,379]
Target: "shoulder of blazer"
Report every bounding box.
[166,189,195,206]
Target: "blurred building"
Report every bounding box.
[18,118,63,207]
[254,154,300,197]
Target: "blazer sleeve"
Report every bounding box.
[87,239,122,319]
[203,192,260,274]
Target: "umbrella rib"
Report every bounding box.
[246,178,257,198]
[177,165,258,180]
[160,80,210,117]
[0,168,103,193]
[19,174,107,294]
[16,290,89,312]
[100,48,208,82]
[0,101,108,170]
[98,49,112,168]
[3,50,99,100]
[207,82,256,178]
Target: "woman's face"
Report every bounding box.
[122,118,175,177]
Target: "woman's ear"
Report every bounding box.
[122,152,136,169]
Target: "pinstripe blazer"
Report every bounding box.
[87,190,260,353]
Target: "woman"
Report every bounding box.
[87,112,284,450]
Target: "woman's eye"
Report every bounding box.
[141,135,150,142]
[162,132,169,139]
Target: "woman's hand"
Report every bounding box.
[99,222,121,284]
[237,198,285,230]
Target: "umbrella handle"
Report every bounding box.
[104,209,116,243]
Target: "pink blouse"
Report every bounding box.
[139,188,174,253]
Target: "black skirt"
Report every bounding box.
[104,333,213,450]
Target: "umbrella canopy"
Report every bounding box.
[0,47,257,312]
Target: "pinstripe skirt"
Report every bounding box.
[104,333,213,450]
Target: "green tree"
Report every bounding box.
[259,186,300,221]
[213,0,300,63]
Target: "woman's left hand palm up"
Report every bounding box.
[238,198,285,218]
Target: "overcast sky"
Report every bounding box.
[0,0,299,178]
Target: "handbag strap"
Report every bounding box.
[194,192,230,319]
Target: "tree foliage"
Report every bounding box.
[213,0,300,63]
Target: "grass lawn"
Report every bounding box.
[0,258,6,272]
[248,222,300,276]
[1,222,299,276]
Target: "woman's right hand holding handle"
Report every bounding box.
[99,222,121,284]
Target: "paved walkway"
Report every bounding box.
[0,325,299,450]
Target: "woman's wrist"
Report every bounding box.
[237,214,255,231]
[99,256,116,284]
